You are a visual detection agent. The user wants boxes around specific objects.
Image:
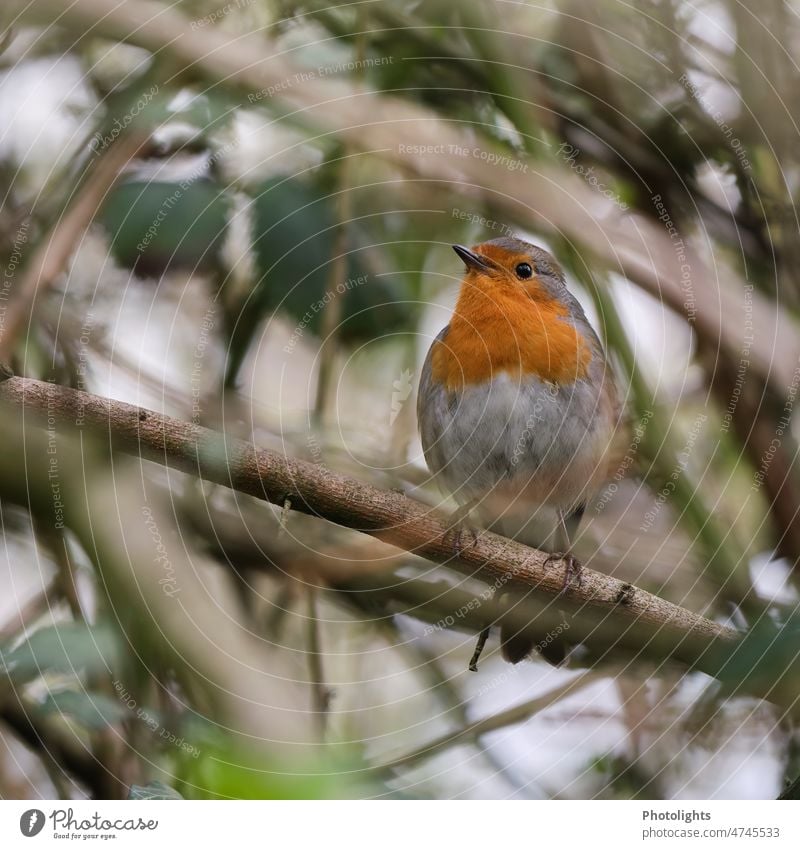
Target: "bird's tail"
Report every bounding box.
[491,505,583,666]
[499,619,567,666]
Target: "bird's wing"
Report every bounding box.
[416,325,450,477]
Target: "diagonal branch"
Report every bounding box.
[0,131,147,363]
[0,376,738,668]
[381,670,598,771]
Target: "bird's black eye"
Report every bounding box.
[515,262,533,279]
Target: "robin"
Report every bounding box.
[417,237,626,667]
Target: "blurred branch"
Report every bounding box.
[19,0,800,396]
[0,587,51,641]
[0,131,146,364]
[381,670,597,771]
[304,586,331,741]
[0,695,114,798]
[589,277,756,608]
[0,406,317,774]
[779,772,800,800]
[0,376,738,664]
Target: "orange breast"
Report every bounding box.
[431,277,592,392]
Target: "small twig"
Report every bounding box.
[779,774,800,800]
[374,617,531,796]
[305,586,331,740]
[381,671,598,771]
[313,158,353,423]
[0,586,51,641]
[33,520,85,623]
[468,627,492,672]
[278,497,292,539]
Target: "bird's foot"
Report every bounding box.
[443,505,479,556]
[543,552,583,591]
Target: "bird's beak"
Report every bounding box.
[453,244,492,271]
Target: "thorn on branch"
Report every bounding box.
[278,497,292,539]
[615,582,635,605]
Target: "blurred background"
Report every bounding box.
[0,0,799,800]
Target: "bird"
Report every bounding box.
[417,236,626,667]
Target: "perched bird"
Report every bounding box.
[417,237,626,666]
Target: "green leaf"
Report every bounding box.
[101,179,230,276]
[0,622,120,683]
[38,689,130,730]
[224,175,415,385]
[128,781,184,800]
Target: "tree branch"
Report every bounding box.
[0,377,738,664]
[381,670,598,772]
[0,132,147,363]
[0,696,114,798]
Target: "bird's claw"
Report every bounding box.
[450,523,478,555]
[442,510,479,556]
[543,552,583,591]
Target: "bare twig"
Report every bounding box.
[32,520,85,622]
[381,670,597,771]
[304,586,331,741]
[0,586,51,641]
